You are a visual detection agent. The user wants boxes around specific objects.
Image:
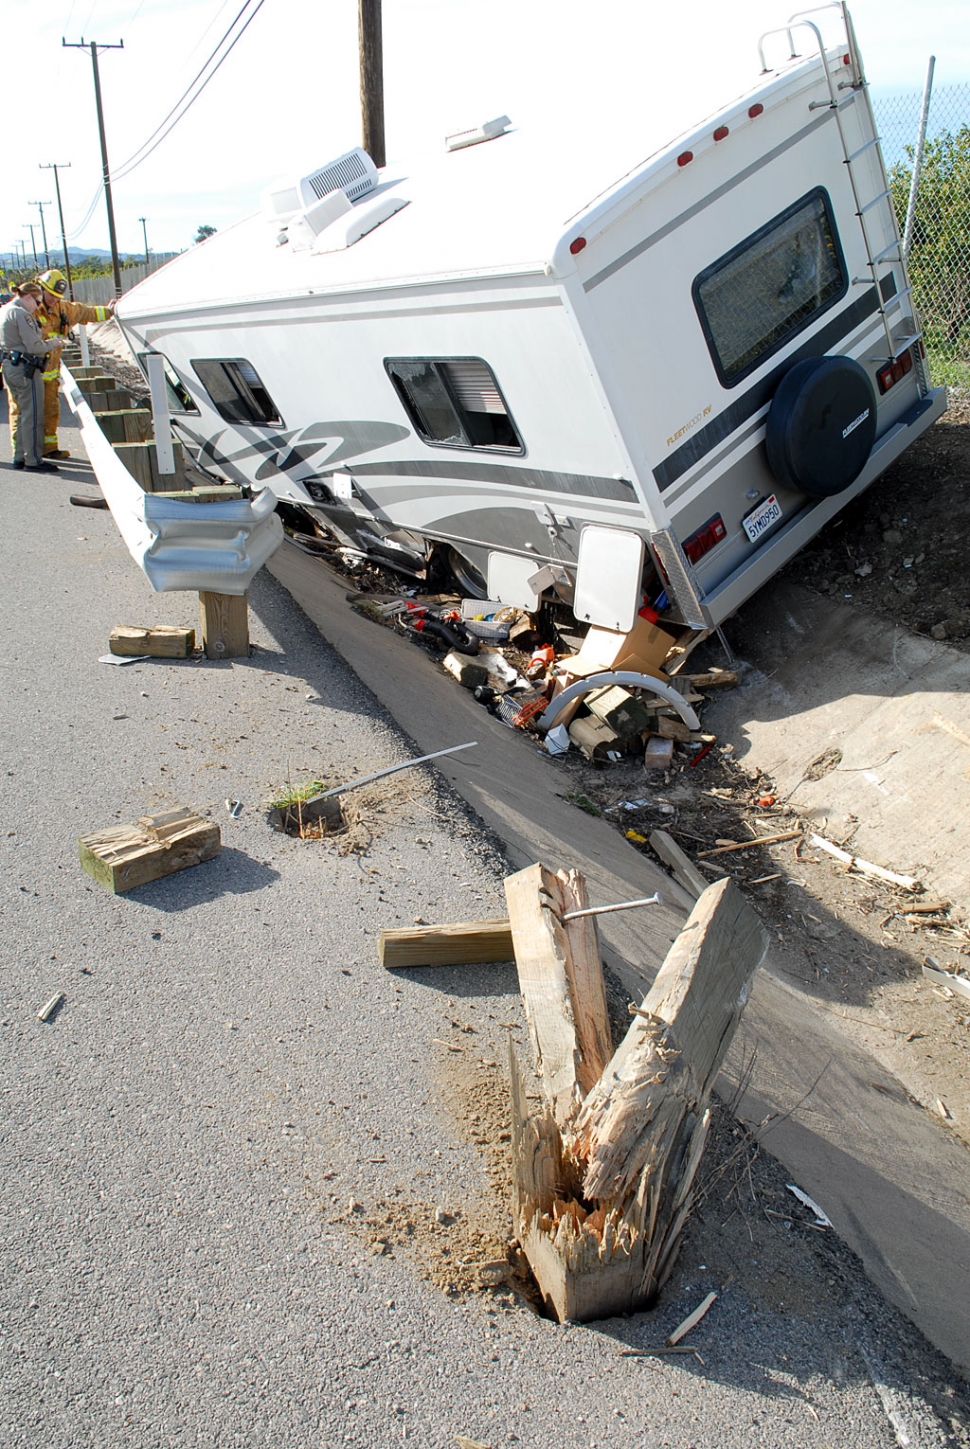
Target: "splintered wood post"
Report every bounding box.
[199,591,249,660]
[504,863,612,1125]
[509,876,767,1323]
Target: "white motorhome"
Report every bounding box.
[116,3,945,637]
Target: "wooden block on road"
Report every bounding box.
[379,920,514,969]
[109,624,195,659]
[78,807,221,894]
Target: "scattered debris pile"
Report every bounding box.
[345,584,740,770]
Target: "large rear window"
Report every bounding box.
[693,188,848,388]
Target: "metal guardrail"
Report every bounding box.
[61,362,284,594]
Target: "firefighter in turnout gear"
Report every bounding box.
[35,270,114,459]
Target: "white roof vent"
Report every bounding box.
[264,146,379,222]
[445,115,511,152]
[301,146,378,204]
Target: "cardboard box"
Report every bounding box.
[567,616,678,680]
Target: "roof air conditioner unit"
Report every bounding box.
[300,147,379,205]
[265,147,379,223]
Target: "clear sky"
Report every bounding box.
[2,0,965,270]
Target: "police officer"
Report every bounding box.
[35,269,113,459]
[0,283,65,472]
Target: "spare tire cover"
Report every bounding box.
[765,355,877,498]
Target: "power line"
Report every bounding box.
[66,183,104,242]
[113,0,267,181]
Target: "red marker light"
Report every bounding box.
[677,150,693,167]
[876,348,914,394]
[843,53,851,64]
[569,237,586,255]
[683,514,727,565]
[713,125,729,141]
[748,102,764,118]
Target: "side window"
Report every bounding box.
[693,188,848,388]
[385,357,523,452]
[191,358,282,425]
[137,353,199,414]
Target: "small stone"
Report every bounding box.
[930,622,948,640]
[434,1206,451,1225]
[883,529,903,543]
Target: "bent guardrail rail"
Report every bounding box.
[62,364,283,595]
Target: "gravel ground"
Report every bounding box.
[1,399,968,1447]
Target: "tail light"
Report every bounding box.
[683,513,727,564]
[877,348,914,395]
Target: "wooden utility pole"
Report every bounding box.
[358,0,386,168]
[40,164,75,299]
[63,39,125,298]
[29,201,52,268]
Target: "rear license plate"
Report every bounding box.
[742,494,782,544]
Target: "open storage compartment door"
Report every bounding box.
[574,526,645,633]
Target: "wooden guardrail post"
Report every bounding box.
[198,590,249,660]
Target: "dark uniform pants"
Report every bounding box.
[2,361,45,466]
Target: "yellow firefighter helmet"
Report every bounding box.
[38,269,68,297]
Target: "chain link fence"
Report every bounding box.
[874,82,970,391]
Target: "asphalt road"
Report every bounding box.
[1,394,967,1448]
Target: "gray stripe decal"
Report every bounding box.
[348,459,638,502]
[663,413,769,502]
[583,109,838,294]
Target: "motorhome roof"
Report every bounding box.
[120,45,833,318]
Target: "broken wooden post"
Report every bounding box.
[198,590,249,660]
[504,863,613,1124]
[506,870,766,1323]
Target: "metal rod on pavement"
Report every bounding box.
[311,741,478,801]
